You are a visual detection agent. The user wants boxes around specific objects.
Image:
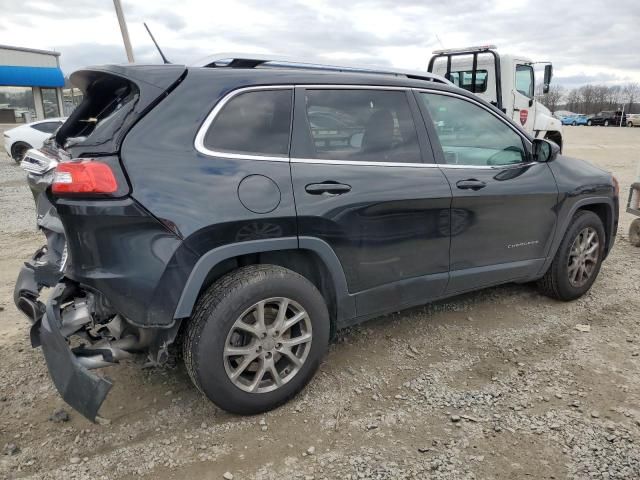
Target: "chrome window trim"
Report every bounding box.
[290,157,537,170]
[291,158,437,168]
[194,85,294,162]
[439,161,538,170]
[299,84,408,90]
[195,83,538,171]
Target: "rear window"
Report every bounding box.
[56,74,139,146]
[32,121,62,134]
[203,89,293,157]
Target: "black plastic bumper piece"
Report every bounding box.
[37,283,113,422]
[14,246,64,325]
[14,263,45,324]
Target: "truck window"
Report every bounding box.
[515,65,534,98]
[447,70,488,93]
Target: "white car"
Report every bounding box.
[3,117,66,163]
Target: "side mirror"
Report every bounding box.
[532,138,560,162]
[543,64,553,94]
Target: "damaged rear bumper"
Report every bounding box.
[14,247,111,420]
[32,282,113,421]
[16,277,178,422]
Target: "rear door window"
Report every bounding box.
[203,89,293,157]
[302,89,421,163]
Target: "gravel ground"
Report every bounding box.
[1,126,639,480]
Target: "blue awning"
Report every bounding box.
[0,65,65,88]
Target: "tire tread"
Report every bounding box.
[183,264,328,413]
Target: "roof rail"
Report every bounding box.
[191,52,452,85]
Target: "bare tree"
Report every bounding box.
[623,83,640,113]
[537,82,639,115]
[536,84,565,113]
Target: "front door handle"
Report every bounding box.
[456,179,486,191]
[305,182,352,195]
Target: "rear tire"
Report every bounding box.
[538,211,605,301]
[10,142,31,163]
[628,121,634,128]
[183,264,330,415]
[587,120,593,126]
[604,119,610,127]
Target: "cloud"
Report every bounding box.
[0,0,637,87]
[555,73,636,89]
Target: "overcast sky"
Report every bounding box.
[1,0,638,89]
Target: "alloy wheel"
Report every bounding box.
[567,227,599,287]
[223,297,313,393]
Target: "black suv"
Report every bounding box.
[587,110,626,126]
[14,56,619,421]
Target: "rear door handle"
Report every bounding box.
[456,179,486,191]
[305,182,352,195]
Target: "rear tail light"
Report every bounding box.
[52,160,118,195]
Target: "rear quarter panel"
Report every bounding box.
[120,69,298,252]
[117,70,299,325]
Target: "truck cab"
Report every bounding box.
[428,45,563,151]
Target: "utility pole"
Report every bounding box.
[113,0,135,63]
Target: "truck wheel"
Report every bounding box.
[630,218,640,247]
[538,211,605,301]
[183,265,330,415]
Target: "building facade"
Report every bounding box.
[0,45,65,123]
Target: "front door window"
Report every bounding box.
[515,65,534,98]
[419,92,526,166]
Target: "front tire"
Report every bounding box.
[538,211,605,301]
[183,265,330,415]
[628,121,634,128]
[587,120,593,126]
[604,119,610,127]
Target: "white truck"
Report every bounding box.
[428,45,563,151]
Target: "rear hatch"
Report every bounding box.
[55,64,186,157]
